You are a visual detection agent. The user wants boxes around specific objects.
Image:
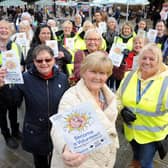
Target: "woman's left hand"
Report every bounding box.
[58,51,64,58]
[0,67,7,87]
[62,145,88,167]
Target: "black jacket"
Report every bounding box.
[14,65,69,155]
[55,30,75,46]
[102,30,118,52]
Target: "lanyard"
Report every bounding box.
[136,79,153,104]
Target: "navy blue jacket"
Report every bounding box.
[14,65,69,155]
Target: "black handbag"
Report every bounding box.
[157,135,168,160]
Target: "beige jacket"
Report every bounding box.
[50,79,119,168]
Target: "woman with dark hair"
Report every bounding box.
[134,19,148,34]
[25,24,72,76]
[0,45,69,168]
[155,20,168,49]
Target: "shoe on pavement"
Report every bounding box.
[5,137,19,149]
[12,131,22,140]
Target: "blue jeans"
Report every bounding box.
[130,140,158,168]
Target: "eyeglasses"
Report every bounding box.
[85,38,101,42]
[35,58,53,63]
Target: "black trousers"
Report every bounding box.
[0,102,18,139]
[33,153,52,168]
[107,76,121,92]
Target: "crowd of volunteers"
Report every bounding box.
[0,5,168,168]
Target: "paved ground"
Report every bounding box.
[115,116,168,168]
[0,108,168,168]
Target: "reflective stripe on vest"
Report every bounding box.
[114,36,133,51]
[121,71,135,95]
[127,123,168,132]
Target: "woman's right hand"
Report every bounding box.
[0,68,7,87]
[62,145,88,167]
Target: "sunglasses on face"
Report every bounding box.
[35,58,53,63]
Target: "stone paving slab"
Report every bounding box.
[2,104,168,168]
[115,116,168,168]
[1,116,168,168]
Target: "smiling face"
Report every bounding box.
[63,22,73,37]
[133,38,145,53]
[122,25,132,36]
[83,21,94,32]
[80,52,112,94]
[155,21,165,36]
[85,31,102,52]
[33,50,55,76]
[139,50,159,79]
[74,16,81,25]
[138,21,146,30]
[94,12,102,23]
[107,20,116,31]
[39,27,51,44]
[47,20,57,28]
[82,69,108,93]
[19,25,28,33]
[0,21,11,41]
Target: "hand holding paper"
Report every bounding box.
[62,145,88,167]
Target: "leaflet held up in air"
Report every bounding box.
[2,50,24,84]
[108,43,126,67]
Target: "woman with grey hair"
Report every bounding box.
[102,17,119,52]
[21,12,33,25]
[74,28,106,82]
[72,14,83,34]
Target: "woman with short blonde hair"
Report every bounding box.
[138,43,163,68]
[117,42,168,168]
[51,51,118,168]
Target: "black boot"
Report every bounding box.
[12,130,22,140]
[11,123,22,140]
[2,128,19,149]
[5,136,19,149]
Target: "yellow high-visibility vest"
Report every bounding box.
[0,42,20,65]
[114,36,134,51]
[120,71,168,144]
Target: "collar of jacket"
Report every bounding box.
[28,64,59,79]
[56,30,76,38]
[56,30,64,36]
[119,33,133,42]
[79,31,85,39]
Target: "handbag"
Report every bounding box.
[157,135,168,160]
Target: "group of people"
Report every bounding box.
[0,8,167,168]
